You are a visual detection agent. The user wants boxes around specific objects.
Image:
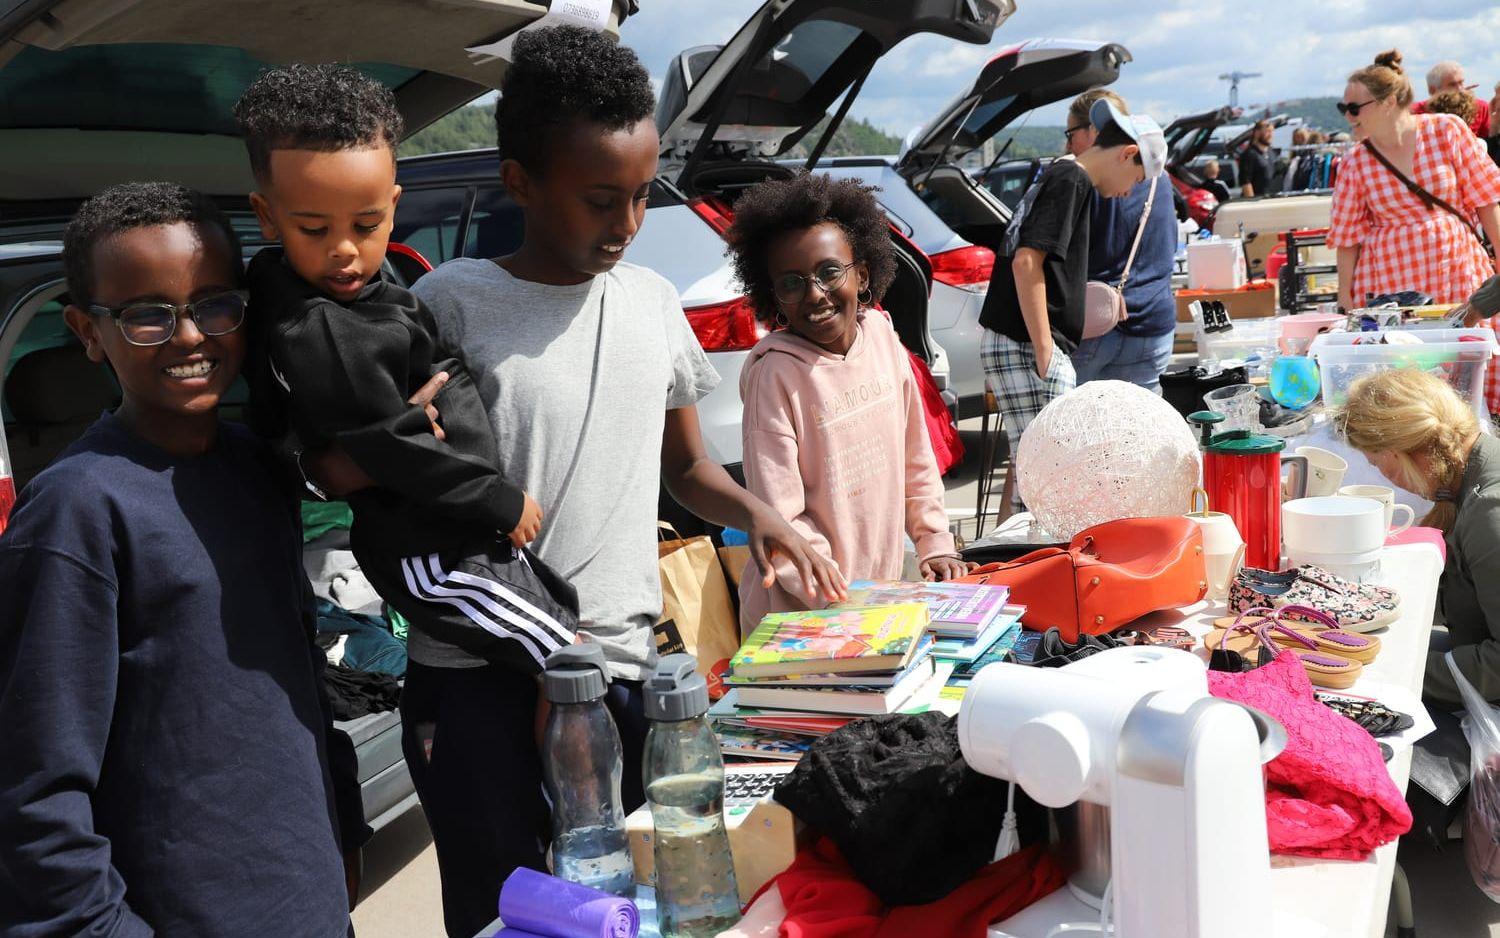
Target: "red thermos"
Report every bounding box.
[1189,412,1307,571]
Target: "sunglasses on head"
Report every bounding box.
[1336,99,1380,116]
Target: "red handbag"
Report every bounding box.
[957,517,1207,643]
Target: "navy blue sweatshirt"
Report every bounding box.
[0,414,354,937]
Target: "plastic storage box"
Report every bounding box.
[1309,328,1499,414]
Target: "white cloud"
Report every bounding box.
[618,0,1500,136]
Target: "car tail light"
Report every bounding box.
[929,245,995,291]
[685,296,768,352]
[688,196,735,235]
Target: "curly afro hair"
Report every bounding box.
[495,25,656,172]
[63,182,242,308]
[1426,90,1478,127]
[725,172,896,323]
[233,63,404,183]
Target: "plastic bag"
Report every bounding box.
[1446,652,1500,901]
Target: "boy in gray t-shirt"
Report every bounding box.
[357,27,843,936]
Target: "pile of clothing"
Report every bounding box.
[305,502,406,720]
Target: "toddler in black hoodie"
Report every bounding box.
[236,64,578,673]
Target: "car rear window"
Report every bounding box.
[0,43,416,135]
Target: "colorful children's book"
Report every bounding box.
[838,580,1011,637]
[715,726,812,761]
[951,623,1024,679]
[729,604,928,679]
[734,662,954,716]
[930,616,1021,664]
[724,638,935,687]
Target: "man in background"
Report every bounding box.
[1413,60,1490,137]
[1238,120,1275,198]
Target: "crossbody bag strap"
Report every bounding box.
[1362,139,1487,248]
[1117,173,1159,292]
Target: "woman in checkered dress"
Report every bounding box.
[1331,52,1500,406]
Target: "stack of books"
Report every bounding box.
[713,603,947,761]
[839,581,1025,701]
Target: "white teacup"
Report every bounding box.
[1337,484,1416,535]
[1295,446,1348,498]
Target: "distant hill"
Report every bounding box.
[1245,96,1345,134]
[401,106,906,160]
[401,106,495,157]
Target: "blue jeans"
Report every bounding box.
[1070,328,1175,393]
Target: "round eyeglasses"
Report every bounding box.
[773,261,856,304]
[88,290,248,347]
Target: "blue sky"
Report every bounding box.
[615,0,1500,136]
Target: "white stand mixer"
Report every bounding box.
[958,646,1285,938]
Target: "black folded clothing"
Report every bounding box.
[774,711,1046,906]
[324,663,401,720]
[1031,628,1125,668]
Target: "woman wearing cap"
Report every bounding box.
[1330,50,1500,391]
[979,98,1167,509]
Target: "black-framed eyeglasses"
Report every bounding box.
[773,261,857,304]
[1336,99,1379,116]
[88,290,248,347]
[1064,124,1089,140]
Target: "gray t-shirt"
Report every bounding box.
[411,258,720,680]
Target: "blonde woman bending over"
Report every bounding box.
[1338,369,1498,705]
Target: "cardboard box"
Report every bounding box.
[1186,239,1247,291]
[1175,281,1278,324]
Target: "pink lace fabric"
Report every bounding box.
[1208,651,1413,860]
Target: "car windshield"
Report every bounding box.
[0,43,416,134]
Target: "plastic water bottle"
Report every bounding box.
[541,644,634,896]
[643,654,740,937]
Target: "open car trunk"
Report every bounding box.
[894,38,1131,249]
[0,0,633,202]
[1164,105,1240,190]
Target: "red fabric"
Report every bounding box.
[906,350,964,475]
[1207,651,1412,860]
[776,838,1065,938]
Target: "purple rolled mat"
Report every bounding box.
[498,868,640,938]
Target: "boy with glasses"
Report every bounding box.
[0,182,360,935]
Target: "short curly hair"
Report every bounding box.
[1426,90,1478,127]
[233,63,404,183]
[63,182,242,308]
[725,173,897,322]
[495,25,656,172]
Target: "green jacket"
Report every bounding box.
[1426,433,1500,707]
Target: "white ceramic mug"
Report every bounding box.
[1295,446,1348,498]
[1337,484,1415,535]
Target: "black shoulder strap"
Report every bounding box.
[1362,139,1486,248]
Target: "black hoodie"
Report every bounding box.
[246,248,525,556]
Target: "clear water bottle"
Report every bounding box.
[541,644,634,896]
[643,654,740,937]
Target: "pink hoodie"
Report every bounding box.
[738,311,956,632]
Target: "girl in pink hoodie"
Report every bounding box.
[726,173,967,632]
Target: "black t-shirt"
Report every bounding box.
[980,158,1093,353]
[1238,144,1274,196]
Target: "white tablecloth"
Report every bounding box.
[988,541,1444,938]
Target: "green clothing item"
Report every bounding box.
[384,605,410,642]
[1426,434,1500,707]
[301,500,353,543]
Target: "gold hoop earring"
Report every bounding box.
[857,287,873,306]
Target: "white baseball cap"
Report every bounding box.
[1090,98,1167,179]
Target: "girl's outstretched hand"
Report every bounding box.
[921,555,972,582]
[745,505,847,604]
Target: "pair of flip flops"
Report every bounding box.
[1205,605,1382,690]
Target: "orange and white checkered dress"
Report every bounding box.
[1329,113,1500,411]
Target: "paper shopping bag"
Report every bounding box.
[655,523,739,698]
